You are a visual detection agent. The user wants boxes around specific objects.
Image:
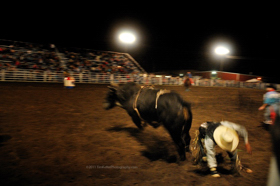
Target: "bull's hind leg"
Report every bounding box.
[182,107,192,152]
[167,126,186,161]
[182,124,191,152]
[183,132,191,152]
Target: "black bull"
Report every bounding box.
[103,82,192,161]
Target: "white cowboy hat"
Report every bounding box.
[213,126,239,152]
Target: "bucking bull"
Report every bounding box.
[103,82,192,161]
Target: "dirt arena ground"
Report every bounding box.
[0,82,273,185]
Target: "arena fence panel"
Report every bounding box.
[0,69,275,89]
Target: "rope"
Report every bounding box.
[191,130,201,164]
[155,89,171,109]
[133,86,147,122]
[133,86,170,122]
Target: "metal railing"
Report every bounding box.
[193,78,269,89]
[0,70,183,85]
[0,69,278,89]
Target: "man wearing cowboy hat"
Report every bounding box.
[199,121,252,177]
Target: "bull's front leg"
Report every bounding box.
[131,115,144,130]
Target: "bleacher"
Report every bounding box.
[0,39,146,74]
[0,40,60,71]
[58,47,146,74]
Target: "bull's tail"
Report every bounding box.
[182,101,192,122]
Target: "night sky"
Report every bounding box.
[2,4,278,81]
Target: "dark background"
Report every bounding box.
[2,3,279,81]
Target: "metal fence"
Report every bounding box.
[193,78,271,89]
[0,69,278,89]
[0,70,184,85]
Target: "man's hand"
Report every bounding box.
[245,143,252,155]
[259,106,265,110]
[259,104,268,111]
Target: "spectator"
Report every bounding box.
[187,72,194,85]
[258,84,280,125]
[0,40,143,75]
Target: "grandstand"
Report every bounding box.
[0,39,278,89]
[0,39,146,74]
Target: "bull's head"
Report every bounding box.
[103,84,122,110]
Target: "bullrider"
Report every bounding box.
[197,121,252,177]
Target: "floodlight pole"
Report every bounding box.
[215,46,229,72]
[220,57,224,71]
[124,44,128,53]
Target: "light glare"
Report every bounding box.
[119,32,136,44]
[215,46,229,55]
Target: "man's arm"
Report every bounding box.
[220,121,252,154]
[259,103,268,110]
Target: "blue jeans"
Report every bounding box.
[205,136,237,168]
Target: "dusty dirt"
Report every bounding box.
[0,82,272,185]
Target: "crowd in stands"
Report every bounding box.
[60,47,140,74]
[0,40,144,75]
[0,40,61,72]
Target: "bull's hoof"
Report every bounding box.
[179,153,186,161]
[180,156,186,161]
[141,122,148,127]
[149,122,161,128]
[137,126,144,131]
[185,146,191,153]
[135,122,146,131]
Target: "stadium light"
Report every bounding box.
[119,32,136,44]
[214,46,230,71]
[118,31,136,53]
[215,46,229,55]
